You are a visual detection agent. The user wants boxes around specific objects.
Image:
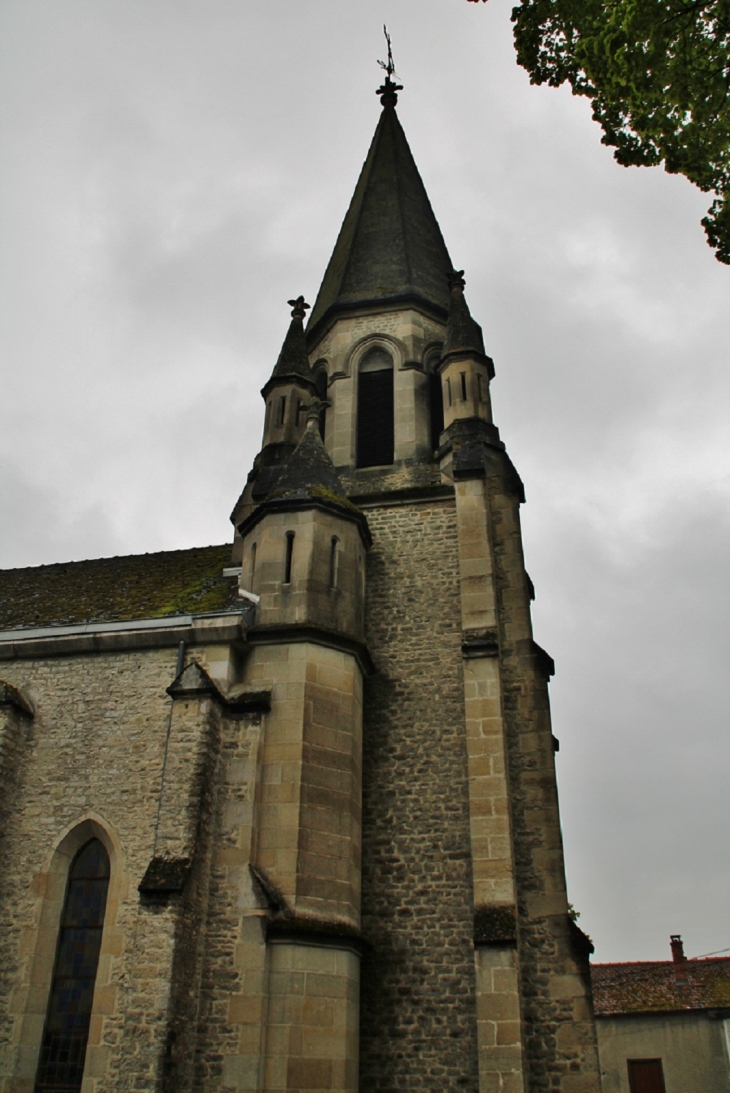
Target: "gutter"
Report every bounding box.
[0,609,251,661]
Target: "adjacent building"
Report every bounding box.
[593,936,730,1093]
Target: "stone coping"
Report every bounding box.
[0,611,249,660]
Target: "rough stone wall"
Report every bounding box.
[0,648,179,1092]
[0,693,34,860]
[359,495,481,1092]
[484,453,601,1092]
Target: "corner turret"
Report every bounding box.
[438,271,495,431]
[261,296,316,448]
[236,406,370,641]
[230,298,318,557]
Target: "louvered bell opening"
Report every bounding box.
[357,352,394,468]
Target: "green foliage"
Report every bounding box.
[471,0,730,262]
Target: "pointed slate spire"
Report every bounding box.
[442,271,487,359]
[262,296,315,397]
[306,91,453,342]
[269,402,348,503]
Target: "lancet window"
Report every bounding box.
[35,839,110,1093]
[356,347,394,468]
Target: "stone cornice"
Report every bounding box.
[0,611,249,661]
[246,623,375,677]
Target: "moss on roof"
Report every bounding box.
[0,544,239,630]
[591,957,730,1015]
[268,420,348,502]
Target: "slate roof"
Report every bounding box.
[591,957,730,1016]
[307,97,453,341]
[268,310,313,385]
[443,274,487,358]
[0,545,240,630]
[269,419,348,503]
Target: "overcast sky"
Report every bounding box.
[1,0,728,964]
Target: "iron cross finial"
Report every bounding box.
[377,26,403,107]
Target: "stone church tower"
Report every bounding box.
[0,75,600,1093]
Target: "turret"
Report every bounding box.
[438,270,494,431]
[230,297,317,557]
[260,296,316,449]
[236,404,370,641]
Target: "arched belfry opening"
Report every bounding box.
[35,838,110,1093]
[356,346,394,468]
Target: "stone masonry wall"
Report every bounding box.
[0,648,180,1092]
[359,495,480,1092]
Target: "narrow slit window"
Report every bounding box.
[265,401,272,428]
[249,543,257,589]
[446,378,452,408]
[277,396,286,426]
[35,839,110,1093]
[329,537,340,589]
[428,371,444,450]
[284,532,295,584]
[460,372,467,401]
[477,373,483,402]
[315,368,328,441]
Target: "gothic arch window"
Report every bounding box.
[35,838,110,1093]
[356,347,394,468]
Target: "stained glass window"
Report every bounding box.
[35,839,110,1093]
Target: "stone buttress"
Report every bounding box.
[228,400,372,1092]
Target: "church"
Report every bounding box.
[0,70,601,1093]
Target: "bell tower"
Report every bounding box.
[227,67,601,1093]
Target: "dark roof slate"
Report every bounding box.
[307,101,453,340]
[443,276,486,358]
[269,312,312,384]
[591,957,730,1016]
[268,419,347,503]
[0,545,239,630]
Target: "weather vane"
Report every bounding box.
[376,25,403,107]
[377,26,398,81]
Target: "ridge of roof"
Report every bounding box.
[307,101,453,343]
[592,957,730,967]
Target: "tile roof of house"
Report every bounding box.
[591,957,730,1016]
[0,544,240,630]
